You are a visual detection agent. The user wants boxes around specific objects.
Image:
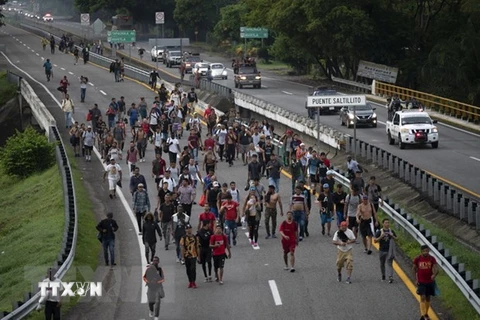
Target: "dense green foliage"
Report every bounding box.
[0,127,55,178]
[0,71,17,105]
[71,0,479,104]
[0,0,7,27]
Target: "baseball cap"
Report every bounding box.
[340,221,348,227]
[362,195,368,199]
[268,185,275,189]
[87,125,92,128]
[323,183,330,189]
[138,183,144,187]
[213,181,220,187]
[185,224,192,229]
[300,143,305,146]
[327,170,334,175]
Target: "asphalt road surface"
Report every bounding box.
[1,24,424,320]
[22,18,480,195]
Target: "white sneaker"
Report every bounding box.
[154,317,159,320]
[176,258,180,263]
[149,310,153,317]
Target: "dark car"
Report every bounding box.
[306,88,340,118]
[340,103,378,128]
[181,53,202,74]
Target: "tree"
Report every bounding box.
[0,127,56,178]
[0,0,7,28]
[174,0,216,38]
[213,3,248,44]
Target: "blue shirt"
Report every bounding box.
[43,62,52,71]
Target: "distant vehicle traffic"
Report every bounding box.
[233,64,261,89]
[340,103,377,128]
[150,46,164,62]
[386,110,439,149]
[182,53,202,74]
[162,46,180,64]
[166,50,182,68]
[42,13,53,22]
[193,63,210,77]
[209,63,228,80]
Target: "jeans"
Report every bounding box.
[247,216,259,243]
[336,210,344,226]
[45,300,60,320]
[181,203,193,217]
[80,88,86,102]
[380,251,394,278]
[175,235,182,260]
[268,177,280,193]
[147,288,162,317]
[218,144,225,160]
[226,144,235,164]
[292,210,305,238]
[264,207,278,236]
[209,205,219,219]
[161,222,171,248]
[108,119,115,129]
[114,70,120,82]
[224,220,237,245]
[145,242,156,263]
[65,112,72,128]
[137,141,147,159]
[102,238,115,264]
[191,147,199,162]
[185,257,197,282]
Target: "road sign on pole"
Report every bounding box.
[240,27,268,39]
[155,12,165,25]
[107,30,136,43]
[307,95,366,107]
[80,13,90,26]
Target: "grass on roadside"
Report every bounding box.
[0,71,17,106]
[377,209,480,320]
[0,166,64,313]
[27,147,100,319]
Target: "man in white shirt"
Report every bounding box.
[82,125,95,162]
[332,221,356,284]
[215,124,227,161]
[167,134,180,164]
[104,158,122,199]
[159,170,177,192]
[36,268,62,318]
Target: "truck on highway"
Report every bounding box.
[386,110,439,149]
[233,64,261,89]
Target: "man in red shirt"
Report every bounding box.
[203,133,216,152]
[220,193,239,246]
[197,204,216,232]
[203,104,213,119]
[280,211,298,272]
[413,245,439,320]
[210,225,231,285]
[320,152,331,168]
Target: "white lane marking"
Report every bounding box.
[41,57,45,60]
[282,91,293,95]
[0,50,149,305]
[53,64,58,67]
[36,53,40,56]
[100,90,107,96]
[68,71,74,75]
[262,86,268,89]
[377,120,386,125]
[60,67,65,71]
[88,82,94,86]
[435,120,480,138]
[244,232,260,250]
[470,156,480,162]
[268,280,283,306]
[23,43,26,46]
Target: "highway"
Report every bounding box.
[0,24,422,320]
[34,18,480,196]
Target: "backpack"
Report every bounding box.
[109,62,115,73]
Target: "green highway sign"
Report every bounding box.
[107,30,136,43]
[240,27,268,39]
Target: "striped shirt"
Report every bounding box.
[290,194,306,207]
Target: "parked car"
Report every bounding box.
[340,103,378,128]
[209,63,228,79]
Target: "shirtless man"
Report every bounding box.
[290,185,309,241]
[203,148,217,174]
[356,195,379,255]
[264,185,284,239]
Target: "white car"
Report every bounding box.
[193,63,210,77]
[150,46,164,62]
[386,110,439,149]
[42,13,53,22]
[209,63,228,80]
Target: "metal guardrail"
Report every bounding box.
[1,127,78,319]
[374,81,480,123]
[2,71,78,319]
[331,76,371,93]
[344,136,479,227]
[330,169,480,315]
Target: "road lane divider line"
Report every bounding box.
[99,90,107,96]
[60,67,65,70]
[268,280,282,306]
[470,156,480,162]
[282,91,293,95]
[68,71,74,75]
[0,50,149,306]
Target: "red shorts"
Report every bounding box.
[282,240,296,253]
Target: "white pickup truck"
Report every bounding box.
[386,110,439,149]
